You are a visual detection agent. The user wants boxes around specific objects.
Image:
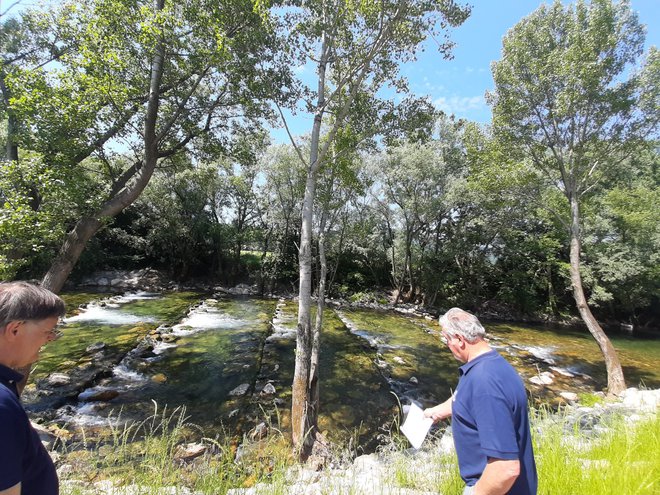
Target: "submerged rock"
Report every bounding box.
[151,373,167,383]
[229,383,250,396]
[78,389,120,402]
[261,383,277,395]
[85,342,106,353]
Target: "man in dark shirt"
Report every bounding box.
[424,308,537,495]
[0,282,66,495]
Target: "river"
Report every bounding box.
[24,290,660,450]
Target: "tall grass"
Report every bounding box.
[58,405,658,495]
[59,403,295,495]
[533,409,659,495]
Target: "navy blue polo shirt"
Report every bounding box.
[452,350,537,495]
[0,364,58,495]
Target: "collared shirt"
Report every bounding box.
[452,350,537,495]
[0,364,58,495]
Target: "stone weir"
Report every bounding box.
[23,292,186,424]
[230,298,298,445]
[26,292,285,449]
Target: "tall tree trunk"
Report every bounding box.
[293,170,317,458]
[291,29,329,458]
[568,194,626,395]
[40,0,166,294]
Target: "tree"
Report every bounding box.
[276,0,470,457]
[257,144,307,291]
[489,0,659,394]
[4,0,286,292]
[583,149,660,324]
[373,140,455,303]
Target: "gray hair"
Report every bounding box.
[438,307,486,344]
[0,282,66,331]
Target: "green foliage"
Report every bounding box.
[0,155,81,278]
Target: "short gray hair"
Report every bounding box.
[438,307,486,344]
[0,282,66,330]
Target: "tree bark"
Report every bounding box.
[309,212,328,440]
[1,76,19,163]
[568,193,626,395]
[292,169,317,458]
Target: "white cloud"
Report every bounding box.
[433,95,486,115]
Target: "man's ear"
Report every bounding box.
[3,320,23,340]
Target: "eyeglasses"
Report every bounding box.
[50,320,67,340]
[440,331,460,346]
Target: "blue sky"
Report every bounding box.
[271,0,660,143]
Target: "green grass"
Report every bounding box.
[533,409,659,495]
[58,405,659,495]
[59,403,296,495]
[576,392,605,407]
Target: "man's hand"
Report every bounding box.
[424,397,452,423]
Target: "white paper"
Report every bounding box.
[400,403,434,449]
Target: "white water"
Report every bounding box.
[64,291,161,325]
[65,306,156,325]
[172,305,249,336]
[520,345,557,365]
[113,363,148,382]
[152,341,178,354]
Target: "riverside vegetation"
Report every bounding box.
[53,390,658,495]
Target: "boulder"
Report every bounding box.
[30,421,57,449]
[559,392,579,402]
[45,373,71,387]
[174,442,207,462]
[529,371,554,386]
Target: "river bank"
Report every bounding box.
[50,387,659,495]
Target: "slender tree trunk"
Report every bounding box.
[568,193,626,395]
[40,217,103,291]
[310,214,328,436]
[292,32,329,458]
[5,111,18,163]
[395,228,413,304]
[40,0,166,294]
[293,170,317,458]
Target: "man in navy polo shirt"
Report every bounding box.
[0,281,66,495]
[424,308,537,495]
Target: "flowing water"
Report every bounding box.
[25,291,660,450]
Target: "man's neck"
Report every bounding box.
[465,341,492,362]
